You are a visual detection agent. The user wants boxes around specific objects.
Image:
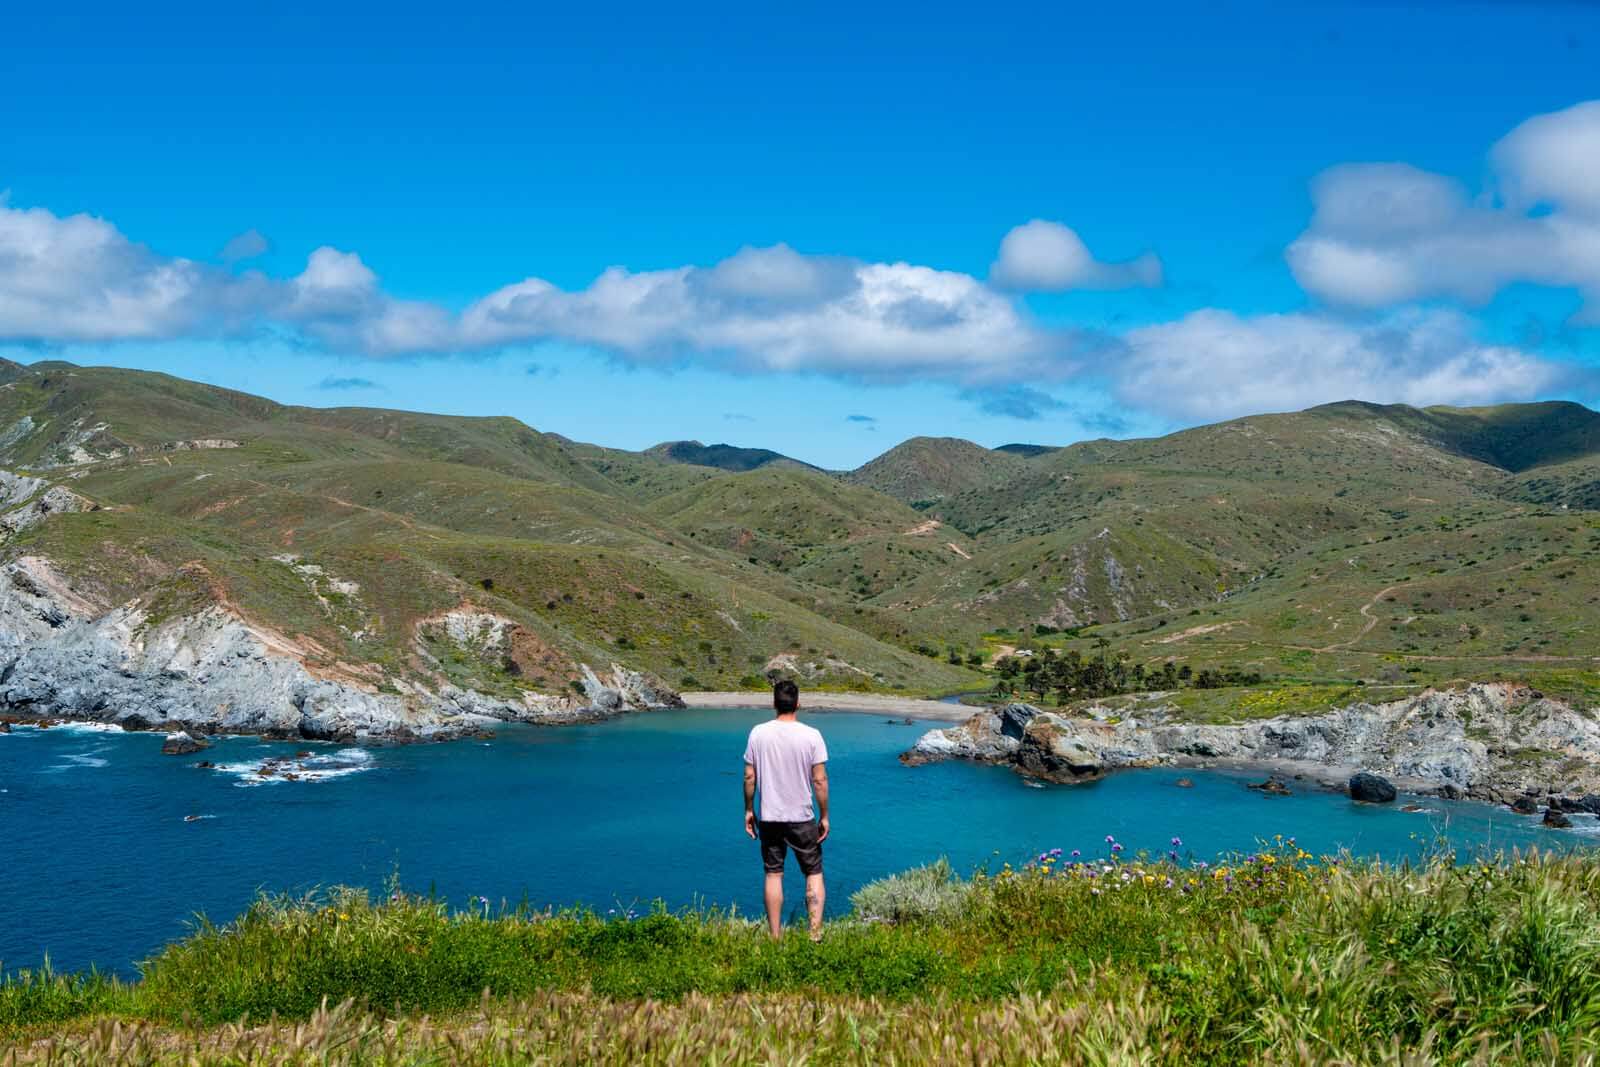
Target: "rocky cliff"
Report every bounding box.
[0,557,683,742]
[903,686,1600,810]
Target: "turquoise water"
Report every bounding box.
[0,708,1583,976]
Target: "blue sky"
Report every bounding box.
[2,1,1599,467]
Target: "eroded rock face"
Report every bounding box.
[1015,714,1106,782]
[902,684,1600,800]
[998,703,1042,740]
[580,663,686,713]
[0,561,683,742]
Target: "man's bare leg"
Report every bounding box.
[764,872,784,939]
[805,872,825,941]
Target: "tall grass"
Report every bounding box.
[9,847,1600,1063]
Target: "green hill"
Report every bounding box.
[847,436,1028,507]
[645,440,820,474]
[0,361,979,700]
[3,361,1600,714]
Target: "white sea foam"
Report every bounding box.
[215,748,374,788]
[20,721,127,735]
[41,749,111,773]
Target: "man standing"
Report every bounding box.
[743,679,829,941]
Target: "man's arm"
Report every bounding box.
[811,762,829,841]
[743,762,758,838]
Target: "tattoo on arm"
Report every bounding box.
[743,763,757,814]
[811,763,829,819]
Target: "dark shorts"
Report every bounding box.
[758,820,823,875]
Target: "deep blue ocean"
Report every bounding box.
[0,708,1583,977]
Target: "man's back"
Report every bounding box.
[744,718,827,822]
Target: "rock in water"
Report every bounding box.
[1510,794,1539,815]
[1015,714,1105,782]
[1544,808,1573,828]
[1546,794,1600,815]
[1247,776,1291,796]
[1174,777,1194,788]
[161,731,209,756]
[1349,772,1397,803]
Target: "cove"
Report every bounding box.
[0,707,1583,977]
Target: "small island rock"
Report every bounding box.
[1349,772,1397,804]
[161,731,210,756]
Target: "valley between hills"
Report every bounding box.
[0,357,1598,758]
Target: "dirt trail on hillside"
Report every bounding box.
[1311,553,1575,656]
[1313,583,1400,652]
[232,476,441,539]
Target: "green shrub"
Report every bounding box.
[849,859,969,924]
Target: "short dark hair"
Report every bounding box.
[773,679,799,714]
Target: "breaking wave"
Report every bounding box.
[212,748,374,788]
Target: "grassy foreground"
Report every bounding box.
[7,845,1600,1064]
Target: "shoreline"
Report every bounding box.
[683,691,975,722]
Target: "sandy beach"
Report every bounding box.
[684,691,978,722]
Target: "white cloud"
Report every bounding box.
[1289,101,1600,321]
[1114,308,1569,422]
[0,197,241,343]
[461,252,1069,382]
[990,219,1162,291]
[0,184,1584,428]
[1493,100,1600,217]
[276,247,453,354]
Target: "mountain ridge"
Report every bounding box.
[1,359,1598,737]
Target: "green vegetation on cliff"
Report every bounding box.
[4,358,1600,719]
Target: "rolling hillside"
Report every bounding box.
[847,436,1029,506]
[2,357,1599,718]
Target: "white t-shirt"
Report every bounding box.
[743,718,828,822]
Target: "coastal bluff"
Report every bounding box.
[0,557,682,742]
[902,684,1600,812]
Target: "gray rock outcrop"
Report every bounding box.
[0,556,682,742]
[161,731,209,755]
[1349,772,1397,803]
[903,684,1600,802]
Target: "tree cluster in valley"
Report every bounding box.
[990,647,1262,703]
